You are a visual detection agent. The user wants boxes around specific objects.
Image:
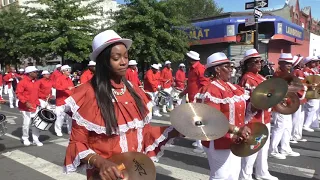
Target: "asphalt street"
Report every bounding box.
[0,97,320,180]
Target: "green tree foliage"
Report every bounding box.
[164,0,223,20]
[111,0,190,68]
[23,0,104,64]
[0,5,30,65]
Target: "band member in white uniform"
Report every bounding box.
[160,61,174,112]
[3,67,17,108]
[269,53,300,159]
[16,66,43,146]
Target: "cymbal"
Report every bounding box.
[170,103,229,141]
[231,122,269,157]
[303,75,320,99]
[305,89,320,99]
[273,92,300,114]
[251,78,288,110]
[90,152,156,180]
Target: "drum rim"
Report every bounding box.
[38,109,56,122]
[0,114,6,122]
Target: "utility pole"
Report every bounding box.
[254,0,259,50]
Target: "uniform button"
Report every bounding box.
[132,147,135,150]
[240,105,242,107]
[125,102,128,104]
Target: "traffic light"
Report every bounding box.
[236,31,254,44]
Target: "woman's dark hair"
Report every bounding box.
[240,58,255,80]
[91,43,145,135]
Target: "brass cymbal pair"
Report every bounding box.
[251,75,301,114]
[303,75,320,99]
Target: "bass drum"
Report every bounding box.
[0,114,7,137]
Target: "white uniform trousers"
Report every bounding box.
[7,87,16,107]
[204,141,241,180]
[312,100,320,128]
[270,112,292,154]
[51,88,56,97]
[39,99,49,109]
[292,105,305,140]
[304,99,319,128]
[162,87,173,111]
[4,84,8,94]
[21,109,40,142]
[0,85,3,97]
[240,123,271,179]
[54,105,72,134]
[146,91,160,114]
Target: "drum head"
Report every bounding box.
[39,109,56,123]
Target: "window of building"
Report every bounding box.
[294,13,299,25]
[2,0,8,6]
[9,0,16,3]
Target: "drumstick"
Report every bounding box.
[117,163,126,171]
[72,83,83,89]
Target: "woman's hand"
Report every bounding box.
[93,156,124,180]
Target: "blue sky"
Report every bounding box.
[116,0,320,19]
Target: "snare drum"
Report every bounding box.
[0,114,7,137]
[171,87,183,102]
[33,109,56,131]
[156,90,171,106]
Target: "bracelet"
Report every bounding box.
[87,154,96,166]
[233,126,240,134]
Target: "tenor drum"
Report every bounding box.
[156,90,171,106]
[33,109,56,131]
[171,87,183,102]
[0,114,7,137]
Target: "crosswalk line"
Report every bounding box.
[151,119,171,125]
[154,163,209,180]
[2,150,86,180]
[269,162,316,179]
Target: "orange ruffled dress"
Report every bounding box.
[63,80,179,178]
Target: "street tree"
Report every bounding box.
[23,0,104,64]
[164,0,223,20]
[0,5,31,66]
[111,0,190,72]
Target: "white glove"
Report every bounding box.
[9,78,14,81]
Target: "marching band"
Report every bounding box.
[0,29,320,180]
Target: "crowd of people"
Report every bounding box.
[0,29,319,180]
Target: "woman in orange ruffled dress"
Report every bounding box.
[63,30,180,179]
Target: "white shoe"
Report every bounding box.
[281,151,300,157]
[313,128,320,132]
[270,153,286,159]
[303,127,314,132]
[256,175,278,180]
[193,147,204,153]
[162,108,167,113]
[192,142,198,147]
[290,140,298,144]
[10,105,14,108]
[23,140,31,146]
[153,113,162,117]
[56,132,63,137]
[297,138,307,142]
[33,141,43,147]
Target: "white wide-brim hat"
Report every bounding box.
[25,66,38,73]
[90,30,132,61]
[61,65,71,71]
[56,64,62,68]
[165,60,171,65]
[241,49,261,63]
[206,52,230,69]
[158,63,162,68]
[186,51,200,61]
[128,60,138,66]
[151,64,159,70]
[88,60,96,66]
[292,56,304,67]
[303,57,316,65]
[278,53,293,63]
[179,63,185,67]
[41,70,50,75]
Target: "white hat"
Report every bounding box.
[179,63,185,67]
[292,56,304,67]
[186,51,200,61]
[61,65,71,71]
[151,64,159,70]
[165,61,171,65]
[90,30,132,61]
[241,49,261,63]
[25,66,38,73]
[303,57,315,65]
[128,60,138,66]
[278,53,293,63]
[56,64,62,68]
[158,63,162,68]
[88,60,96,66]
[41,70,50,75]
[313,56,320,61]
[18,69,24,72]
[206,52,230,69]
